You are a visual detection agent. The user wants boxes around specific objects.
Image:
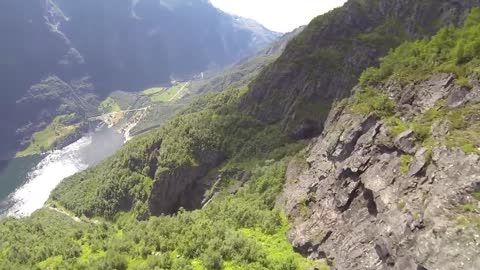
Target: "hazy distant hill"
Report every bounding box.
[0,0,279,158]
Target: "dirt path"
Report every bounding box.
[46,205,98,224]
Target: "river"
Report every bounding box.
[0,126,124,217]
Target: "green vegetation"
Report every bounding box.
[350,87,395,118]
[351,9,480,155]
[473,192,480,201]
[462,203,477,213]
[98,97,121,113]
[445,104,480,154]
[150,82,188,103]
[350,90,480,155]
[142,87,165,96]
[457,198,480,230]
[384,117,409,137]
[17,114,80,157]
[360,8,480,86]
[400,155,413,174]
[397,200,407,210]
[4,84,320,269]
[50,86,297,219]
[0,158,320,269]
[357,17,407,50]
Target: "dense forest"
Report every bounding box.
[1,86,316,269]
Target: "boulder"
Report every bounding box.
[395,130,417,154]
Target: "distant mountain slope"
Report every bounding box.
[0,0,279,159]
[52,0,280,91]
[132,27,303,134]
[240,0,480,139]
[192,26,305,95]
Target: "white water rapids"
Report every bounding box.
[5,137,91,217]
[0,126,124,217]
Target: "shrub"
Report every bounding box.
[350,87,395,118]
[360,8,480,86]
[400,155,413,174]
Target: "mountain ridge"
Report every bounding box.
[240,0,480,139]
[0,0,279,159]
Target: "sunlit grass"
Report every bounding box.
[98,97,121,113]
[17,114,80,157]
[150,83,188,103]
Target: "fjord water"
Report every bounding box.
[0,126,124,217]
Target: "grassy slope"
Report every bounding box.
[354,8,480,155]
[142,87,165,96]
[150,82,188,103]
[16,114,80,157]
[98,97,122,113]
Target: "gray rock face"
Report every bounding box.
[280,74,480,270]
[388,74,455,117]
[395,130,417,154]
[448,85,470,108]
[148,149,226,215]
[407,147,429,177]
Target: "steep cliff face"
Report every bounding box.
[281,76,480,270]
[279,10,480,266]
[240,0,480,139]
[148,150,226,215]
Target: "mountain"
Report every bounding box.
[1,0,480,269]
[240,0,480,139]
[280,10,480,268]
[51,0,280,90]
[130,27,304,135]
[0,0,279,159]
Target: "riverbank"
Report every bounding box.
[0,125,124,217]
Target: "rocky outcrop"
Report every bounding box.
[148,150,226,215]
[240,0,480,139]
[280,74,480,269]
